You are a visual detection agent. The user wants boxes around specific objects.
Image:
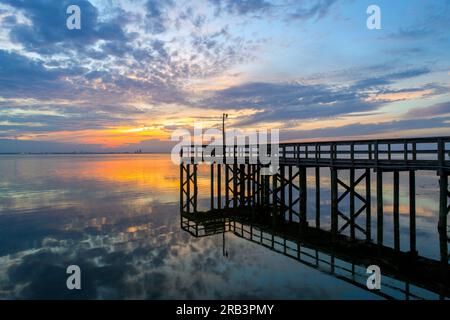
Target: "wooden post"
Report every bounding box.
[365,169,371,241]
[193,164,198,213]
[438,173,448,231]
[233,163,238,208]
[377,170,383,246]
[316,166,320,229]
[273,173,278,228]
[393,171,400,252]
[350,168,356,240]
[252,164,256,206]
[217,164,222,210]
[210,163,214,211]
[409,170,416,254]
[289,165,293,222]
[257,165,261,206]
[225,165,229,208]
[240,164,245,207]
[180,163,184,213]
[299,166,307,229]
[247,165,251,206]
[438,139,448,232]
[331,168,338,237]
[187,164,191,214]
[280,165,286,220]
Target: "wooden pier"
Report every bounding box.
[179,136,450,298]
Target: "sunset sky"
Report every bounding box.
[0,0,449,152]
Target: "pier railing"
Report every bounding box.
[181,136,450,171]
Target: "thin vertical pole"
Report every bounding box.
[438,139,448,232]
[409,170,416,254]
[180,163,184,213]
[193,164,198,213]
[240,164,245,207]
[280,165,286,220]
[247,165,251,206]
[350,168,355,240]
[251,164,256,220]
[233,162,238,208]
[316,166,320,229]
[377,170,383,246]
[299,166,307,229]
[225,165,229,208]
[365,169,372,241]
[257,165,261,206]
[331,168,338,238]
[210,163,214,211]
[438,173,448,231]
[252,164,256,206]
[393,171,400,252]
[289,166,293,222]
[273,173,278,228]
[187,164,191,214]
[217,164,222,210]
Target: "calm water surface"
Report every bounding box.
[0,155,444,299]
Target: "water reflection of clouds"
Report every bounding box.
[0,201,378,299]
[0,155,441,299]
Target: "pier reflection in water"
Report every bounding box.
[181,212,449,300]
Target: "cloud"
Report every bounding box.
[351,68,431,90]
[280,116,450,141]
[195,81,379,125]
[385,27,433,40]
[405,101,450,118]
[145,0,174,34]
[288,0,337,21]
[209,0,273,15]
[192,64,448,126]
[4,0,132,55]
[0,50,85,100]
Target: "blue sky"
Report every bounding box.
[0,0,449,152]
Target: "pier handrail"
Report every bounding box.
[180,136,450,171]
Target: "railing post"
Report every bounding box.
[210,162,214,211]
[376,169,383,247]
[186,164,191,214]
[409,170,416,254]
[315,166,320,229]
[438,139,448,232]
[218,163,222,210]
[193,164,198,213]
[299,166,307,229]
[331,168,338,238]
[180,161,184,214]
[350,168,355,240]
[393,171,400,252]
[365,168,372,241]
